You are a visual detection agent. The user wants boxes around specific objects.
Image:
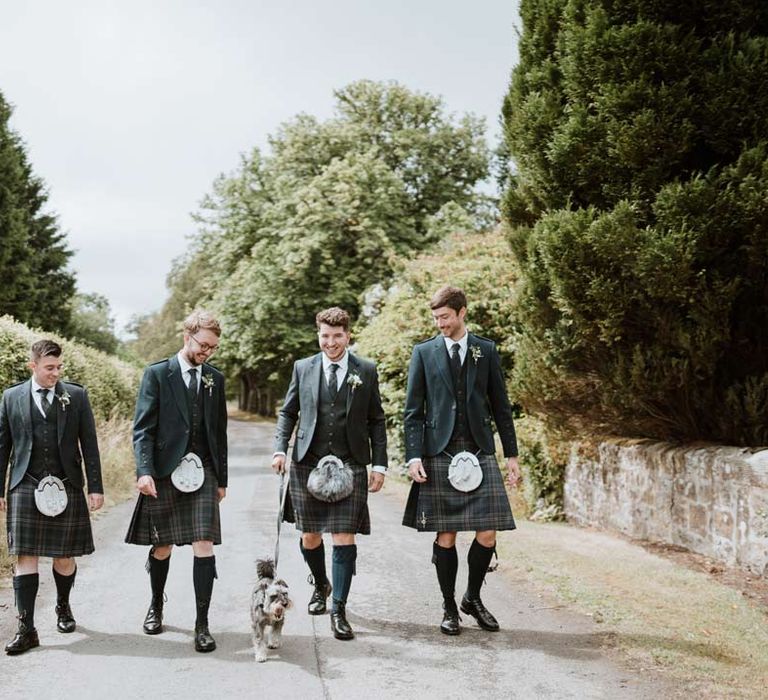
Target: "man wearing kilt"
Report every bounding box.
[125,309,227,653]
[403,286,521,635]
[272,307,387,640]
[0,339,104,655]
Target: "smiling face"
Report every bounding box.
[182,328,220,367]
[431,305,467,341]
[317,323,350,362]
[29,354,63,389]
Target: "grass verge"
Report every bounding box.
[499,520,768,699]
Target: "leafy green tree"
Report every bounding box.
[503,1,768,445]
[68,292,119,354]
[0,91,75,332]
[172,80,492,413]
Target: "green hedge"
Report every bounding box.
[0,315,139,419]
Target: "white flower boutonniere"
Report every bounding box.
[470,346,483,364]
[202,373,215,396]
[58,390,71,411]
[347,372,363,392]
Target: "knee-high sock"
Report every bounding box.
[466,539,495,599]
[300,540,328,586]
[432,541,458,608]
[331,544,357,611]
[193,556,217,627]
[53,565,76,605]
[147,549,171,601]
[13,573,39,629]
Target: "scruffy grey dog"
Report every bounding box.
[251,558,292,662]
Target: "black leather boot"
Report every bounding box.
[143,596,164,635]
[308,577,332,615]
[440,600,461,636]
[56,601,76,633]
[330,600,354,640]
[5,618,40,655]
[194,599,217,653]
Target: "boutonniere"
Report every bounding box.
[347,372,363,392]
[470,346,483,364]
[201,373,215,396]
[57,390,71,410]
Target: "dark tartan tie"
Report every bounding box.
[188,368,198,402]
[450,343,462,384]
[328,363,339,401]
[37,388,51,415]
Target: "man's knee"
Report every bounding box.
[15,556,39,575]
[436,532,457,548]
[52,557,76,575]
[152,545,173,560]
[331,533,355,546]
[192,541,214,557]
[475,530,496,548]
[302,532,323,549]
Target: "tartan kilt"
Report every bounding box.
[125,462,221,546]
[283,460,371,535]
[7,477,95,557]
[403,437,516,532]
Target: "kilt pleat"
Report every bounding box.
[283,461,370,534]
[7,478,94,557]
[125,463,221,546]
[402,438,516,532]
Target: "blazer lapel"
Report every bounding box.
[432,336,455,396]
[466,334,479,396]
[55,381,68,444]
[168,355,190,426]
[15,380,32,436]
[308,353,322,412]
[345,354,358,416]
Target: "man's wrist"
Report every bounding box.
[371,465,387,474]
[273,451,286,458]
[406,457,422,466]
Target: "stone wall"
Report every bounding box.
[564,440,768,575]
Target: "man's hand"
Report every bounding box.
[408,459,427,483]
[88,493,104,512]
[368,471,385,493]
[217,487,227,502]
[271,454,286,474]
[137,475,158,498]
[506,456,521,488]
[0,497,5,512]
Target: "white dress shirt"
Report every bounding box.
[177,351,201,392]
[31,378,54,417]
[443,332,468,365]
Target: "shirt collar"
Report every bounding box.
[31,378,54,396]
[443,332,468,353]
[322,350,349,372]
[177,351,201,375]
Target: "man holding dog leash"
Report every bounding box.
[272,306,387,641]
[403,285,521,636]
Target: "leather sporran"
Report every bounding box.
[307,455,354,502]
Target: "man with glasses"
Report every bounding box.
[125,309,228,653]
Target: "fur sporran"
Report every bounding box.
[306,455,354,502]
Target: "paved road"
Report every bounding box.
[0,419,665,699]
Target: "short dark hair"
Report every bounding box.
[315,307,350,331]
[429,285,467,313]
[31,339,62,361]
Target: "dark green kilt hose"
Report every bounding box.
[6,477,95,557]
[403,437,516,532]
[283,460,371,534]
[125,462,221,546]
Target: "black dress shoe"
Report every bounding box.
[5,623,40,655]
[142,600,164,635]
[440,603,461,636]
[194,625,217,653]
[308,581,332,615]
[330,602,354,640]
[56,602,76,633]
[460,595,500,631]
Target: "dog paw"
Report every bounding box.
[254,652,267,663]
[267,642,281,649]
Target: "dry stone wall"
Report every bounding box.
[564,440,768,575]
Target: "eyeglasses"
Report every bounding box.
[190,334,219,354]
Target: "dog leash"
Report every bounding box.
[273,467,290,571]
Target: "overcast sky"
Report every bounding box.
[0,1,520,334]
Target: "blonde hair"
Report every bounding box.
[183,309,221,337]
